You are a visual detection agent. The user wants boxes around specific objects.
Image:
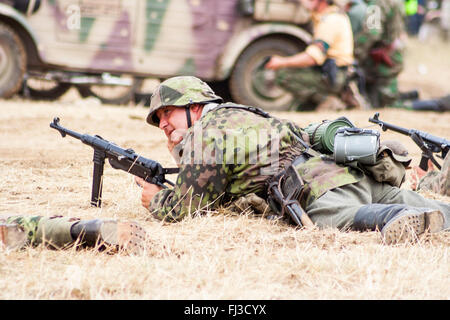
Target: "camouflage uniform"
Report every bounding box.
[149,102,362,222]
[353,0,406,108]
[146,77,450,236]
[417,152,450,197]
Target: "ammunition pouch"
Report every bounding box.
[321,58,338,87]
[360,148,408,187]
[346,63,366,96]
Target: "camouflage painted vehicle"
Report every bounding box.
[0,0,312,109]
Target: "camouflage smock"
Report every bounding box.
[149,106,363,221]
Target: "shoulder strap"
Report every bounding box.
[214,103,321,157]
[213,103,272,118]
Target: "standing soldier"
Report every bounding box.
[353,0,407,109]
[265,0,357,110]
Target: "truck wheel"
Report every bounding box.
[229,37,305,111]
[76,77,143,105]
[0,22,26,98]
[24,78,71,100]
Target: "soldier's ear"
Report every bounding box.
[190,104,204,120]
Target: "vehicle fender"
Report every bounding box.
[216,23,312,80]
[0,3,42,57]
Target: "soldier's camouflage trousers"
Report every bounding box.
[366,76,403,109]
[275,66,347,110]
[0,215,146,254]
[305,173,450,231]
[360,50,406,109]
[418,152,450,197]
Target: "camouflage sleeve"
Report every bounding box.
[148,163,229,222]
[283,119,311,145]
[148,131,230,222]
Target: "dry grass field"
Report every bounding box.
[0,38,449,301]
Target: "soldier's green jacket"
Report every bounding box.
[149,106,363,222]
[354,0,405,77]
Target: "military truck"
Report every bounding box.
[0,0,313,110]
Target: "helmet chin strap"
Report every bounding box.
[185,107,192,128]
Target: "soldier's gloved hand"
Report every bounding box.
[233,193,275,216]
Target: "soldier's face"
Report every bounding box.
[156,106,188,138]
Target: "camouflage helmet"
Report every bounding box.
[146,76,223,127]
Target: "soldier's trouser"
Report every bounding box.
[305,174,450,231]
[366,76,402,109]
[275,66,347,109]
[2,215,79,249]
[418,152,450,196]
[1,215,146,253]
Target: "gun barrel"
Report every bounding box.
[369,113,449,159]
[368,114,410,135]
[50,117,83,140]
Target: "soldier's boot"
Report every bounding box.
[399,90,419,101]
[340,82,372,110]
[437,95,450,111]
[0,223,28,250]
[353,204,445,245]
[411,95,450,112]
[411,99,442,111]
[70,219,146,255]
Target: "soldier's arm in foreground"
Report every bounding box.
[145,132,230,222]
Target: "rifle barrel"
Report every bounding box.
[369,116,409,135]
[50,117,83,140]
[369,113,449,156]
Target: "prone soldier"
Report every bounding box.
[136,76,449,245]
[2,76,449,251]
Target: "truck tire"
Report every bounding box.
[229,37,305,111]
[0,22,26,98]
[76,77,143,105]
[24,79,71,100]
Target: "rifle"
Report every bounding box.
[267,165,315,228]
[369,112,449,171]
[50,117,179,207]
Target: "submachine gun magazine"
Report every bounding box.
[50,117,179,207]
